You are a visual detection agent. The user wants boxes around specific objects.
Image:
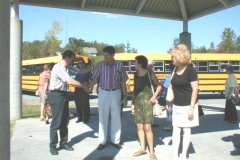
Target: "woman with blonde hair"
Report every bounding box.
[167,44,199,160]
[38,64,51,122]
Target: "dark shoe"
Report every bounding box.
[50,147,58,155]
[60,144,74,151]
[84,120,89,124]
[97,144,106,150]
[76,119,82,123]
[111,143,122,149]
[46,120,50,125]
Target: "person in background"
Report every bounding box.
[48,50,92,156]
[160,63,175,131]
[38,64,51,122]
[74,58,92,124]
[224,65,238,123]
[89,46,129,150]
[167,44,199,160]
[131,55,162,160]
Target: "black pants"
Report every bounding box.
[74,88,90,122]
[224,99,238,121]
[48,91,69,148]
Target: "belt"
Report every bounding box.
[101,88,119,91]
[51,90,67,93]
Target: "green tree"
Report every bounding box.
[217,28,237,53]
[208,42,215,53]
[114,43,125,53]
[125,41,137,53]
[22,40,44,59]
[44,21,63,56]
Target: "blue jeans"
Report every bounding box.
[48,91,69,147]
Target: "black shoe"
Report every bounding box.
[60,144,74,151]
[76,119,82,123]
[84,120,89,124]
[111,143,122,149]
[97,144,106,150]
[46,120,50,125]
[50,147,58,155]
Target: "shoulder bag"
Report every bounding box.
[165,67,176,102]
[148,70,161,116]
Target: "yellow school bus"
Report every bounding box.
[114,53,240,94]
[22,55,91,93]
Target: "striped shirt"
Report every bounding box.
[49,61,79,91]
[92,60,129,90]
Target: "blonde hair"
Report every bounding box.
[170,44,191,65]
[43,64,49,71]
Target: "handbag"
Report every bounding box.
[148,71,161,116]
[165,67,176,102]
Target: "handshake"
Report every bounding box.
[82,83,92,93]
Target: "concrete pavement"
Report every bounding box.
[11,94,240,160]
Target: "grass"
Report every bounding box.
[10,102,77,138]
[22,102,76,118]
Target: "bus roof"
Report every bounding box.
[114,53,240,61]
[22,55,90,66]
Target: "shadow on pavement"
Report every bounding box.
[222,134,240,156]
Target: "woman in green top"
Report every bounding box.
[131,55,162,160]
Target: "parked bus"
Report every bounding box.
[22,55,91,93]
[114,53,240,94]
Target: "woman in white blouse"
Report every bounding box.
[224,65,238,123]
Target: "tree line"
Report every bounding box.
[22,21,137,65]
[22,21,240,64]
[169,28,240,53]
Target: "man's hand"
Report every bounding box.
[82,84,90,92]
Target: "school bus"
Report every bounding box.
[22,55,91,93]
[114,53,240,94]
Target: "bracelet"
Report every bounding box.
[190,104,195,107]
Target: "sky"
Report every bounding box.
[19,4,240,53]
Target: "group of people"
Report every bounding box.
[36,44,238,160]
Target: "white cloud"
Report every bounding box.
[91,12,122,19]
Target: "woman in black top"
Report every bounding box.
[167,44,199,160]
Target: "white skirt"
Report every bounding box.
[172,103,199,127]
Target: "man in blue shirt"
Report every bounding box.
[74,58,93,123]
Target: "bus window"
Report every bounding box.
[230,61,240,72]
[209,61,219,72]
[121,61,130,72]
[130,61,136,72]
[220,61,228,72]
[165,60,172,72]
[198,61,208,72]
[154,61,164,72]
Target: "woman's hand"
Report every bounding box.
[148,96,157,104]
[131,104,135,114]
[166,101,172,110]
[188,106,194,120]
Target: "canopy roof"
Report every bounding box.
[19,0,240,21]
